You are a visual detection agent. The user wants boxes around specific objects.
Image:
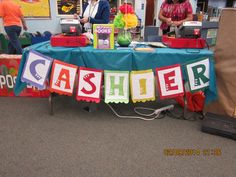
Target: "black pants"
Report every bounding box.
[4,25,22,54]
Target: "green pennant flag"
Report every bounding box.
[186,58,210,92]
[104,70,129,103]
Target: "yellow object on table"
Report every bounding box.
[134,47,155,52]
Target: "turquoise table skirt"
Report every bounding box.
[14,41,217,104]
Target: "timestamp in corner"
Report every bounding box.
[163,148,222,156]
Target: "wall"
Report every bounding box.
[0,0,73,35]
[0,0,226,35]
[135,0,146,36]
[208,0,226,8]
[24,0,62,34]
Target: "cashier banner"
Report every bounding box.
[20,50,210,103]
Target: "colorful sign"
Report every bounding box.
[0,54,49,97]
[14,0,51,18]
[93,24,115,49]
[76,67,103,103]
[56,0,80,16]
[19,50,211,105]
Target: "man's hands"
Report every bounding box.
[74,14,89,24]
[80,17,89,24]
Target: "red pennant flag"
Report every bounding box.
[156,64,184,99]
[49,60,78,96]
[76,67,103,103]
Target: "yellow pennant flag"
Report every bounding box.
[130,69,155,103]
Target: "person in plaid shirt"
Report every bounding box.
[158,0,193,34]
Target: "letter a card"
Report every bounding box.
[21,50,53,89]
[49,60,78,96]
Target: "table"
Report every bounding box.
[14,41,217,104]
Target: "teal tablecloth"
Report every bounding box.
[14,41,217,103]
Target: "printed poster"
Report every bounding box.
[13,0,51,18]
[57,0,80,16]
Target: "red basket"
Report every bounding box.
[162,35,206,49]
[50,34,88,47]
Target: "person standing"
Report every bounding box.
[0,0,28,54]
[75,0,110,32]
[158,0,193,35]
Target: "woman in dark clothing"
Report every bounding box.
[75,0,110,32]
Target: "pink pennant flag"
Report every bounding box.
[156,64,184,99]
[76,67,103,103]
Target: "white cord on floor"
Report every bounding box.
[106,103,169,121]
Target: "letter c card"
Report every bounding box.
[21,50,53,89]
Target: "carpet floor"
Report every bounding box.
[0,96,235,177]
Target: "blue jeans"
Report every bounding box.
[4,25,22,54]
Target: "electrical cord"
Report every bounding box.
[106,103,166,121]
[134,107,167,119]
[167,111,197,121]
[105,100,201,121]
[107,103,199,121]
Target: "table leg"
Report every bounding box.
[182,94,204,120]
[49,92,54,115]
[183,94,187,119]
[83,102,98,113]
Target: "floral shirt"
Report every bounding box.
[160,0,193,30]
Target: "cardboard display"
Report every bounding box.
[204,9,236,118]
